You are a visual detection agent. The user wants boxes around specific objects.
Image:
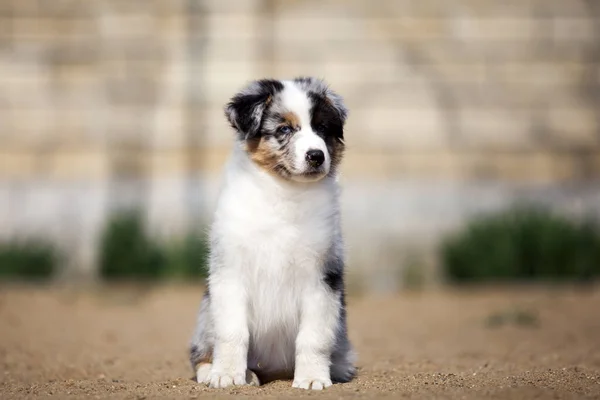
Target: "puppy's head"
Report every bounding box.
[225,77,347,182]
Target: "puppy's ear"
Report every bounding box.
[225,79,284,140]
[322,87,348,128]
[321,87,348,142]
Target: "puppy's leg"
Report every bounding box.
[330,293,357,383]
[292,280,341,390]
[206,267,251,388]
[190,290,260,387]
[190,291,214,383]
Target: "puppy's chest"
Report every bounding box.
[225,191,334,308]
[223,190,335,272]
[240,212,331,275]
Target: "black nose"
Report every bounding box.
[305,149,325,167]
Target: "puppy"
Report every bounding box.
[189,77,356,390]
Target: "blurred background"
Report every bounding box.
[1,0,600,291]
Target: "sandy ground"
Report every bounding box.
[1,284,600,399]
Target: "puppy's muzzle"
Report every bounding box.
[305,149,325,168]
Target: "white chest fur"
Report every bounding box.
[209,147,340,372]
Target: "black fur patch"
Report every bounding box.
[225,79,284,139]
[307,91,346,176]
[324,269,343,292]
[323,256,344,292]
[308,92,345,142]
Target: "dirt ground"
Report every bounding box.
[1,284,599,399]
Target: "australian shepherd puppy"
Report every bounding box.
[189,77,356,390]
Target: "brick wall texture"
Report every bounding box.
[1,0,599,181]
[1,0,599,285]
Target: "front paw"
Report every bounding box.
[292,377,333,390]
[207,371,247,388]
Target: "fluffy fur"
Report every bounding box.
[189,77,356,391]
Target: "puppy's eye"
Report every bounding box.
[278,126,292,134]
[316,123,327,133]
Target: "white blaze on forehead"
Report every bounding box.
[280,81,312,129]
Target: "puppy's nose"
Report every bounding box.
[305,149,325,167]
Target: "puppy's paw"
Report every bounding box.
[246,369,261,386]
[195,363,212,384]
[331,363,357,383]
[208,371,247,388]
[292,377,333,390]
[201,368,259,388]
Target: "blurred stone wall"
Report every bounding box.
[1,0,599,287]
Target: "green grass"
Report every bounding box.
[99,210,209,281]
[163,232,209,280]
[99,210,165,280]
[441,206,600,283]
[0,240,58,280]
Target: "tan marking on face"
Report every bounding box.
[281,111,300,129]
[245,137,283,176]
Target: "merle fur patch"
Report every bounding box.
[224,79,284,139]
